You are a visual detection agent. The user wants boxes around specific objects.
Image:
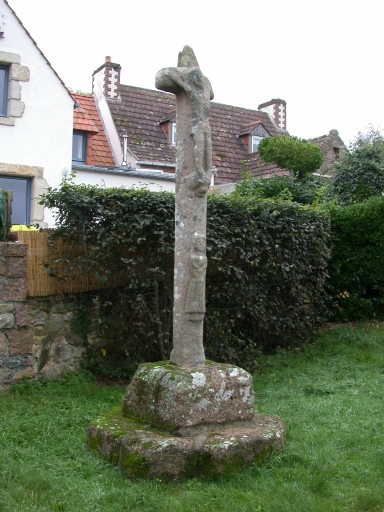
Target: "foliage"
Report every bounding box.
[2,324,384,511]
[205,194,331,361]
[233,175,332,205]
[331,126,384,204]
[40,179,331,374]
[233,172,384,324]
[41,180,175,369]
[258,136,323,179]
[326,196,384,321]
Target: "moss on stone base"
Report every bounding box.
[86,407,285,480]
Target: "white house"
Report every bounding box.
[0,0,74,228]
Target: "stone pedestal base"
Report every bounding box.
[86,407,285,479]
[86,361,285,479]
[122,361,255,430]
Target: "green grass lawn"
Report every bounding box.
[1,323,384,512]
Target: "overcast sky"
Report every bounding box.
[9,0,384,145]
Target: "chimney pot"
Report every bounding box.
[105,56,111,63]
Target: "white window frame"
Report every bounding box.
[251,135,263,153]
[171,122,177,146]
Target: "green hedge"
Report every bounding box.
[41,181,331,375]
[326,196,384,320]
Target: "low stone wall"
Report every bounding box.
[0,242,116,390]
[1,291,116,390]
[0,242,34,388]
[27,295,85,380]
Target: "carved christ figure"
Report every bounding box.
[155,46,214,196]
[185,237,207,321]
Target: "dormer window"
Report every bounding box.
[72,99,99,165]
[251,136,263,153]
[239,121,271,153]
[171,122,177,146]
[159,110,177,148]
[72,131,86,162]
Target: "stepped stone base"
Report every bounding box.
[86,407,285,479]
[122,361,255,430]
[86,361,285,479]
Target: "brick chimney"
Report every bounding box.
[258,99,287,131]
[92,56,121,100]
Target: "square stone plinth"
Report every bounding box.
[86,407,285,480]
[122,361,255,431]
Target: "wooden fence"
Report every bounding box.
[17,230,124,297]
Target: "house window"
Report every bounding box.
[171,122,177,146]
[0,65,8,117]
[72,131,86,162]
[0,176,31,225]
[251,136,263,153]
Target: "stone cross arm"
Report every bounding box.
[155,67,193,95]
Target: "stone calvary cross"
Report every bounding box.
[156,45,214,367]
[86,47,285,479]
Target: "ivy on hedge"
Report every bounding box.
[41,180,331,374]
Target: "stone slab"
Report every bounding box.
[7,257,27,278]
[122,362,254,430]
[0,304,15,314]
[0,51,21,64]
[15,304,30,327]
[6,243,28,258]
[7,330,33,356]
[0,313,14,329]
[86,407,285,480]
[9,64,30,82]
[1,278,28,302]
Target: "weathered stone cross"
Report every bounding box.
[87,48,285,478]
[156,46,214,366]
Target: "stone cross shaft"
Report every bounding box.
[156,46,214,366]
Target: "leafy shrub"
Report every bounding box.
[41,180,331,373]
[258,136,323,179]
[331,127,384,205]
[234,175,331,205]
[326,196,384,321]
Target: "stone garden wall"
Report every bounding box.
[0,242,112,390]
[0,242,34,389]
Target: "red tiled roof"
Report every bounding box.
[108,85,177,166]
[72,94,116,167]
[246,153,290,178]
[73,105,98,133]
[209,102,285,182]
[107,85,288,183]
